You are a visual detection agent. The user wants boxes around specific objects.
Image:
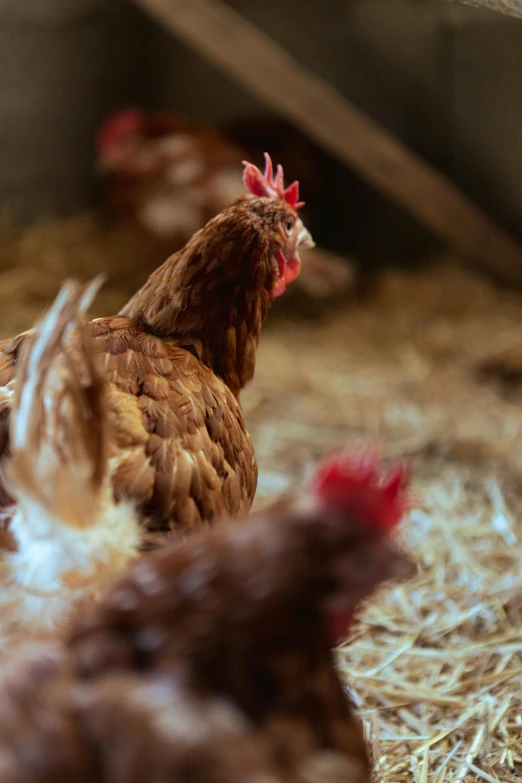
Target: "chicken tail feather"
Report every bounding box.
[6,275,108,529]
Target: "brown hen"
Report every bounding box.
[97,109,353,300]
[0,155,313,540]
[0,448,413,783]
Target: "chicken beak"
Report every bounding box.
[297,223,315,250]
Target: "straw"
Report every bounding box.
[2,216,522,782]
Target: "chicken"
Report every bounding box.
[224,115,355,299]
[0,278,140,646]
[97,109,245,254]
[0,448,413,782]
[0,154,313,540]
[97,108,353,300]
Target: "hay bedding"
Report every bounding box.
[2,218,522,782]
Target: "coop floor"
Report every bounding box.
[2,215,522,782]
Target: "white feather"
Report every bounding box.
[0,278,141,647]
[1,491,139,638]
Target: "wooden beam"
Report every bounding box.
[132,0,522,284]
[443,0,522,19]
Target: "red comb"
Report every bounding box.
[311,448,410,532]
[242,153,304,210]
[97,108,144,153]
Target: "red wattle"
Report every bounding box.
[284,254,302,284]
[272,249,302,297]
[272,249,288,297]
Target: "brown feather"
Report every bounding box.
[0,187,309,536]
[6,278,108,527]
[0,449,412,781]
[120,195,297,396]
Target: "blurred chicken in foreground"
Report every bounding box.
[0,448,413,782]
[97,108,353,300]
[0,154,311,541]
[0,280,140,645]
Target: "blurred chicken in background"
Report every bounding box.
[0,279,140,646]
[96,108,354,301]
[0,448,413,782]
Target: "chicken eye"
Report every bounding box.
[283,218,295,235]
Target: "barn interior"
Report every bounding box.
[1,1,522,780]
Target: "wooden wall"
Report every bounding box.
[152,0,522,264]
[1,0,521,267]
[0,0,158,222]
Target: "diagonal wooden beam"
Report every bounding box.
[132,0,522,283]
[443,0,522,19]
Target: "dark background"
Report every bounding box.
[0,0,519,270]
